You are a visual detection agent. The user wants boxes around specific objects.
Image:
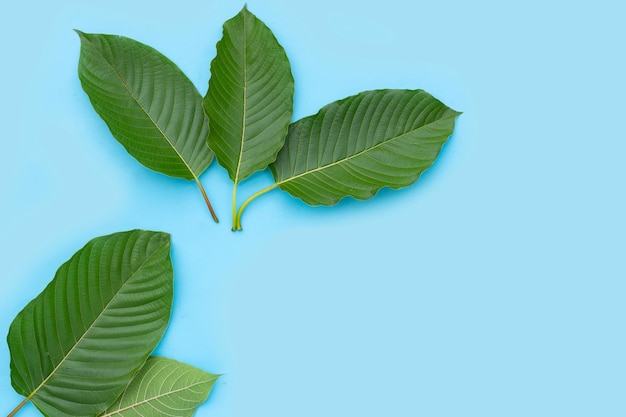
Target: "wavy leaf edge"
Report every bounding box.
[235,88,461,229]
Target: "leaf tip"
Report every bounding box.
[134,229,171,249]
[74,29,94,45]
[240,3,254,18]
[154,231,172,246]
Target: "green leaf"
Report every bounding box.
[236,89,460,228]
[101,357,220,417]
[7,230,173,417]
[76,31,218,222]
[203,6,294,228]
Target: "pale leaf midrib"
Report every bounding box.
[233,15,249,187]
[277,112,458,187]
[25,237,169,405]
[101,378,212,416]
[83,35,198,180]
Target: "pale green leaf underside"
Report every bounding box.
[270,89,461,205]
[204,6,294,183]
[77,31,213,180]
[102,357,219,417]
[8,230,173,417]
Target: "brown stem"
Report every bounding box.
[194,177,219,223]
[7,397,30,417]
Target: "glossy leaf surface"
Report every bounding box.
[204,6,294,184]
[102,357,219,417]
[8,230,173,417]
[270,89,461,205]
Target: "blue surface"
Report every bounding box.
[1,1,625,416]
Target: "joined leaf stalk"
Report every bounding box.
[234,183,278,231]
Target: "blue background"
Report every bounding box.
[1,1,624,416]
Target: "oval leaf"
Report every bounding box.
[270,89,461,205]
[77,31,218,221]
[77,31,213,181]
[204,6,294,184]
[102,357,220,417]
[7,230,173,417]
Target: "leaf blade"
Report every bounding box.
[270,89,460,205]
[7,230,173,417]
[76,31,213,181]
[204,6,294,184]
[102,357,219,417]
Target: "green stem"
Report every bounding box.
[231,183,238,231]
[235,183,279,231]
[194,177,219,223]
[7,397,30,417]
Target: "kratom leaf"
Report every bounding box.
[272,89,461,204]
[7,230,173,417]
[76,31,218,221]
[101,357,220,417]
[203,6,294,228]
[235,89,460,229]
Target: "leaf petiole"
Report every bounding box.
[7,396,31,417]
[231,184,238,231]
[194,177,219,223]
[235,183,279,231]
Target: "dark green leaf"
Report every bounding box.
[101,357,219,417]
[7,230,173,417]
[271,89,460,205]
[236,89,460,228]
[76,32,218,221]
[203,6,294,227]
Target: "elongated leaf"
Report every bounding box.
[102,357,219,417]
[7,230,173,417]
[204,6,294,185]
[77,32,218,221]
[270,89,461,205]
